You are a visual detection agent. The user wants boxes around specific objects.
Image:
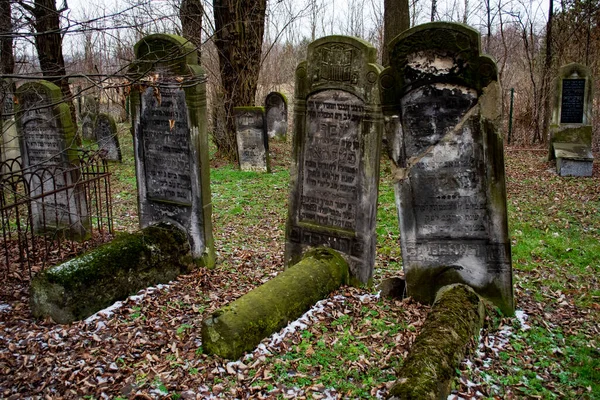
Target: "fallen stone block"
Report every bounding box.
[202,247,348,359]
[30,223,194,324]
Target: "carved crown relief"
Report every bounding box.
[313,44,359,85]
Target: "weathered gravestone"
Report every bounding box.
[1,79,21,172]
[81,95,99,140]
[548,63,594,177]
[129,33,215,267]
[234,107,270,172]
[379,22,513,315]
[285,36,383,286]
[265,91,288,140]
[94,113,122,162]
[15,81,90,239]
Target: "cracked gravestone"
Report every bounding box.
[265,91,288,140]
[94,113,122,162]
[548,63,594,177]
[234,107,270,172]
[285,35,383,286]
[379,22,514,315]
[15,80,90,239]
[129,33,215,267]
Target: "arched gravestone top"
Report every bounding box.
[94,113,122,162]
[128,33,214,268]
[380,22,513,315]
[264,92,288,140]
[285,35,383,286]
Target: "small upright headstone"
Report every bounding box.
[265,92,288,140]
[94,113,122,162]
[1,79,20,172]
[548,63,594,177]
[129,33,215,267]
[81,95,99,140]
[234,107,270,172]
[285,35,383,285]
[379,22,513,315]
[15,80,90,239]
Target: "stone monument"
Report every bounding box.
[379,22,513,315]
[15,80,90,239]
[94,113,122,162]
[548,63,594,177]
[81,95,99,140]
[1,79,20,172]
[265,91,288,140]
[284,36,383,286]
[129,33,215,267]
[234,106,270,172]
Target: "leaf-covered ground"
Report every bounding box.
[0,138,599,399]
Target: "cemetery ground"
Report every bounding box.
[1,124,599,399]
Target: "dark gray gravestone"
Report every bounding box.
[81,95,99,140]
[379,22,513,315]
[548,63,594,176]
[15,81,90,240]
[234,107,270,172]
[285,36,383,286]
[129,33,215,268]
[94,113,121,162]
[265,92,288,140]
[1,79,20,171]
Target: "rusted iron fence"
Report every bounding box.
[1,151,113,282]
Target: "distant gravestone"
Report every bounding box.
[94,113,121,162]
[379,22,513,315]
[234,107,270,172]
[265,92,288,140]
[1,79,20,171]
[15,81,90,239]
[548,63,594,177]
[81,95,99,140]
[129,33,215,267]
[284,36,383,285]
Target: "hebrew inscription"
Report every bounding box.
[560,79,585,124]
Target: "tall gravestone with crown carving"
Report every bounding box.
[285,36,383,286]
[129,34,215,267]
[379,22,514,315]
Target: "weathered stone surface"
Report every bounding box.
[129,33,215,268]
[234,106,270,172]
[554,142,593,177]
[379,277,406,299]
[380,22,514,315]
[94,113,122,162]
[30,223,193,324]
[547,63,594,176]
[0,79,20,172]
[285,35,383,286]
[388,284,485,400]
[15,81,90,240]
[81,95,99,140]
[265,91,288,140]
[202,248,348,359]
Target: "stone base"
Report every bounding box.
[553,142,594,177]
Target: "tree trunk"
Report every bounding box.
[541,0,554,143]
[31,0,77,125]
[0,0,14,76]
[180,0,203,58]
[213,0,267,162]
[382,0,410,66]
[431,0,437,22]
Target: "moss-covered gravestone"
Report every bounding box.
[129,34,215,267]
[265,91,288,140]
[379,22,513,315]
[94,113,121,162]
[285,36,383,286]
[15,81,90,240]
[81,95,99,140]
[548,63,594,177]
[234,106,270,172]
[1,79,20,172]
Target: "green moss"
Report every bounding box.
[202,247,348,359]
[233,106,265,112]
[389,284,485,399]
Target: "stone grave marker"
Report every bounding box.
[94,113,122,162]
[1,79,21,172]
[284,35,383,286]
[234,107,270,172]
[379,22,513,315]
[81,95,99,140]
[548,63,594,177]
[265,91,288,140]
[15,80,90,239]
[129,33,215,267]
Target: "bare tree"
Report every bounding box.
[180,0,203,57]
[382,0,410,66]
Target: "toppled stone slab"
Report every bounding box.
[553,142,593,177]
[202,248,348,359]
[388,284,485,400]
[30,223,194,324]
